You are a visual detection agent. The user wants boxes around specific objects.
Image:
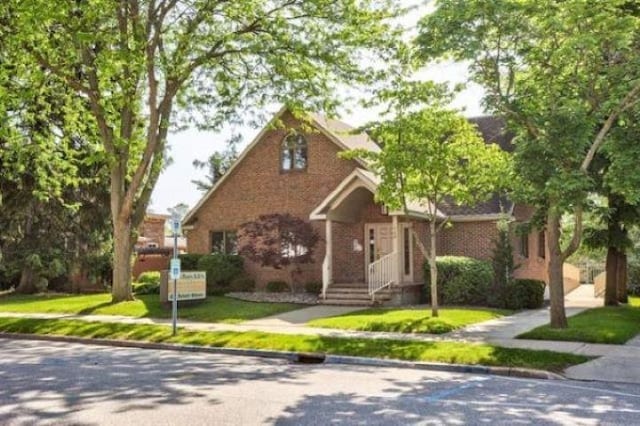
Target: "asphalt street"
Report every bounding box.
[1,338,639,425]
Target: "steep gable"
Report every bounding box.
[183,108,377,226]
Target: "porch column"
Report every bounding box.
[392,215,402,285]
[322,219,333,297]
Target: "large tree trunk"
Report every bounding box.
[429,219,438,318]
[605,247,619,306]
[15,265,38,294]
[112,216,134,302]
[547,210,568,328]
[617,251,628,304]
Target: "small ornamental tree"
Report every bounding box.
[237,214,320,292]
[344,81,510,317]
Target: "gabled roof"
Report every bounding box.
[309,168,445,221]
[183,107,379,226]
[309,113,380,154]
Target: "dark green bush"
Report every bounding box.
[506,279,546,309]
[266,280,290,293]
[196,254,244,295]
[133,281,160,295]
[304,281,322,294]
[230,274,256,292]
[179,253,204,271]
[137,271,161,285]
[424,256,494,306]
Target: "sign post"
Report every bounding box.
[170,215,181,336]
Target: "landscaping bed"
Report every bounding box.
[518,297,640,344]
[307,306,512,334]
[0,316,590,372]
[225,291,318,305]
[0,293,303,324]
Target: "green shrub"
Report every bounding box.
[424,256,493,306]
[506,279,546,309]
[137,271,161,285]
[179,253,204,271]
[196,254,244,295]
[266,280,290,293]
[133,281,160,295]
[304,281,322,294]
[230,275,256,292]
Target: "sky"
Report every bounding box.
[148,2,486,215]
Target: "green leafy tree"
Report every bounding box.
[192,146,238,192]
[418,0,640,327]
[0,22,110,293]
[345,81,510,317]
[6,0,403,301]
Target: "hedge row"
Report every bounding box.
[178,253,252,295]
[424,256,545,310]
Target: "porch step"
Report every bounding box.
[320,283,392,306]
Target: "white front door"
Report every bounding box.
[364,223,394,280]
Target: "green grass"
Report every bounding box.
[518,297,640,344]
[0,293,302,324]
[307,306,512,334]
[0,316,590,372]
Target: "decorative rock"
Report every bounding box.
[226,291,319,305]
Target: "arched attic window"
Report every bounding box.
[281,133,307,171]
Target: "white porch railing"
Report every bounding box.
[322,254,330,299]
[368,251,397,300]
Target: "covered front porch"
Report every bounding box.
[310,168,433,305]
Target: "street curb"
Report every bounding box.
[0,332,565,381]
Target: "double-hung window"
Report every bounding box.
[211,231,237,254]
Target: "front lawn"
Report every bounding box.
[0,293,302,324]
[518,297,640,344]
[0,316,590,372]
[307,306,512,334]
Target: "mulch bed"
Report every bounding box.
[225,292,319,305]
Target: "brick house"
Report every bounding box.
[133,213,187,278]
[182,108,552,305]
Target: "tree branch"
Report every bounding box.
[560,205,583,262]
[581,79,640,173]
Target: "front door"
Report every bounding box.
[364,223,394,281]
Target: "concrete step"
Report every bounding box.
[323,293,391,302]
[320,298,377,306]
[330,282,367,288]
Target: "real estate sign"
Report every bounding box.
[161,271,207,302]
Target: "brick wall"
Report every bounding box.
[440,220,500,261]
[132,254,170,279]
[512,204,550,283]
[139,217,166,247]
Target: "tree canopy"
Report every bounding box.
[418,0,640,327]
[4,0,404,301]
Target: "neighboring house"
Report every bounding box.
[182,108,554,305]
[133,213,187,278]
